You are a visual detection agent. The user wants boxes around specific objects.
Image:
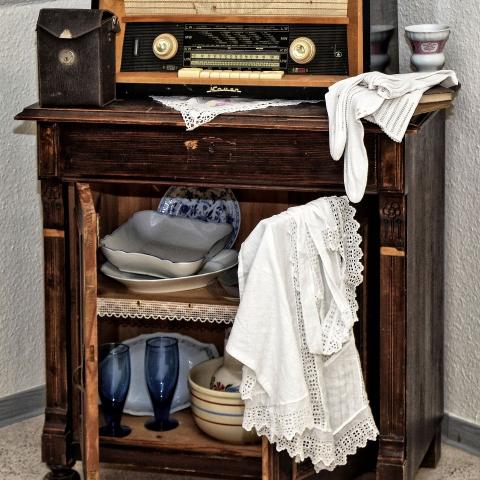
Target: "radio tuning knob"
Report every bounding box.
[289,37,316,64]
[152,33,178,60]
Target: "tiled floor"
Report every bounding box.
[1,416,479,479]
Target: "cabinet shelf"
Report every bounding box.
[100,410,261,458]
[97,274,239,324]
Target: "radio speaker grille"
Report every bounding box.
[124,1,348,17]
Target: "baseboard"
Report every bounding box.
[442,413,480,457]
[0,385,45,428]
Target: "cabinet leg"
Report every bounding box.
[376,461,407,480]
[420,427,442,469]
[44,467,80,480]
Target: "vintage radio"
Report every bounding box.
[93,0,365,98]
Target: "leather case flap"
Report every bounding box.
[37,9,117,39]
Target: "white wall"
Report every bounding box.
[0,0,89,398]
[398,1,480,426]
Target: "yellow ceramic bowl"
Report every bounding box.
[188,357,259,444]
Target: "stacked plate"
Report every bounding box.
[100,187,241,295]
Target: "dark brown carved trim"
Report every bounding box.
[379,194,406,249]
[378,135,404,192]
[376,461,408,480]
[377,252,406,479]
[41,180,75,471]
[38,123,60,178]
[42,181,65,229]
[262,438,293,480]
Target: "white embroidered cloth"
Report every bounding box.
[151,96,319,130]
[326,70,458,203]
[226,196,378,472]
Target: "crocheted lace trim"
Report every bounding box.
[97,298,237,324]
[151,96,319,131]
[318,196,364,355]
[271,407,378,472]
[241,367,315,441]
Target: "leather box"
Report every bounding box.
[37,9,119,107]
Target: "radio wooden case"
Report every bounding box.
[94,0,364,97]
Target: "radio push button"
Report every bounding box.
[289,37,316,64]
[177,69,284,80]
[178,68,203,78]
[260,71,284,79]
[153,33,178,60]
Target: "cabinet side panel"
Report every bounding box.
[405,111,445,476]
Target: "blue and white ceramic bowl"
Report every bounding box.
[158,187,241,249]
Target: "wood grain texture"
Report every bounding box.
[377,245,406,475]
[24,101,446,480]
[347,0,363,75]
[101,411,260,456]
[122,15,351,24]
[99,0,126,73]
[405,111,445,477]
[263,440,293,480]
[59,124,377,190]
[378,136,403,192]
[40,180,77,475]
[116,72,348,88]
[16,101,425,134]
[76,184,100,480]
[38,123,60,178]
[120,0,349,17]
[100,447,261,478]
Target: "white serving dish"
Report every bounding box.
[189,357,260,444]
[100,211,233,278]
[123,332,219,416]
[100,249,238,294]
[218,266,240,299]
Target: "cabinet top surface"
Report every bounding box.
[16,99,427,133]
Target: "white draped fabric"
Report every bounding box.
[326,70,458,203]
[227,197,378,472]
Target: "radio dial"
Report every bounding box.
[289,37,316,64]
[153,33,178,60]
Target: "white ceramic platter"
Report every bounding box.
[100,249,238,294]
[100,210,232,278]
[122,332,219,416]
[158,187,241,249]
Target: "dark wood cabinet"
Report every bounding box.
[16,101,445,480]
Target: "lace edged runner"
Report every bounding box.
[151,96,319,131]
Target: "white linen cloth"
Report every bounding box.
[151,96,319,130]
[226,196,378,472]
[326,70,459,203]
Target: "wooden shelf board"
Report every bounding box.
[97,274,238,323]
[116,71,347,88]
[100,410,262,458]
[98,274,239,307]
[123,15,350,25]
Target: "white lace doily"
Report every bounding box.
[151,96,320,130]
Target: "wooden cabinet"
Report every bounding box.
[16,101,445,480]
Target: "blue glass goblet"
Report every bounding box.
[99,343,131,438]
[144,336,180,432]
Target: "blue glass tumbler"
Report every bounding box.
[144,336,180,432]
[98,343,131,438]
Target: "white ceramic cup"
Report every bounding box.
[405,24,450,72]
